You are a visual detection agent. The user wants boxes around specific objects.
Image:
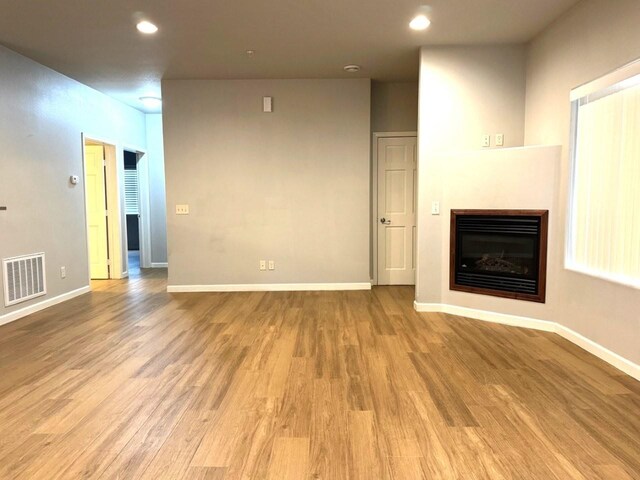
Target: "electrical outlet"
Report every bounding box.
[175,204,190,215]
[268,260,275,271]
[431,201,440,215]
[60,266,66,279]
[495,133,504,147]
[259,260,267,271]
[482,134,491,147]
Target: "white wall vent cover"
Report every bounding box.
[2,253,47,307]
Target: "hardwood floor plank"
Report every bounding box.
[0,270,636,479]
[266,437,309,480]
[347,410,385,479]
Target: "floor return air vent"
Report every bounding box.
[2,253,47,307]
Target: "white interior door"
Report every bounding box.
[85,145,110,279]
[377,136,417,285]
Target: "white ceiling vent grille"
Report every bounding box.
[3,253,47,307]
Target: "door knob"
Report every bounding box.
[380,218,391,225]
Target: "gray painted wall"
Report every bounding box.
[0,45,147,316]
[163,79,371,287]
[145,114,168,265]
[524,0,640,363]
[371,81,418,133]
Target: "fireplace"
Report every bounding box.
[450,210,548,303]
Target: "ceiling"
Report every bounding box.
[0,0,580,112]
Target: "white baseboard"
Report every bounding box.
[414,302,556,331]
[167,282,372,293]
[0,286,91,328]
[151,262,168,268]
[414,302,639,381]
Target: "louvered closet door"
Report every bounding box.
[85,145,110,279]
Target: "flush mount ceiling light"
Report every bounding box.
[139,96,162,108]
[136,20,158,34]
[343,64,361,73]
[409,14,431,31]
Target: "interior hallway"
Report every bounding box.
[0,269,637,479]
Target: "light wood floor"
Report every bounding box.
[0,269,638,480]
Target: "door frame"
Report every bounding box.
[81,134,149,281]
[123,146,151,269]
[371,131,417,286]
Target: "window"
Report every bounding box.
[124,169,139,215]
[568,62,640,288]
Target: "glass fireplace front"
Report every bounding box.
[451,211,547,302]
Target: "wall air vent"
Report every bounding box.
[2,253,47,307]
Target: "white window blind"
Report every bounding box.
[124,169,139,215]
[568,74,640,288]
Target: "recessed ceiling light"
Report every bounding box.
[246,50,256,56]
[409,14,431,31]
[343,64,361,73]
[136,20,158,34]
[139,96,162,108]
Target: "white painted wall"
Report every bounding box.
[420,146,561,320]
[524,0,640,364]
[145,114,168,265]
[416,45,527,302]
[162,79,371,288]
[0,45,147,316]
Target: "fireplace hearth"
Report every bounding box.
[450,210,548,303]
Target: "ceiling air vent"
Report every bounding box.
[2,253,47,307]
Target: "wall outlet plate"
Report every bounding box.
[268,260,275,270]
[175,204,189,215]
[496,133,504,146]
[482,134,491,147]
[431,201,440,215]
[259,260,267,271]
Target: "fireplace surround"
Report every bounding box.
[450,210,548,303]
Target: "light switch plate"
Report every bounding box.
[176,204,189,215]
[496,133,504,146]
[268,260,275,270]
[431,201,440,215]
[260,260,267,271]
[263,96,273,113]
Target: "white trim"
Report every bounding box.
[0,286,90,327]
[413,302,556,331]
[151,262,168,268]
[129,147,152,269]
[371,131,418,286]
[565,262,640,291]
[555,324,639,381]
[167,283,372,293]
[413,302,640,381]
[570,58,640,101]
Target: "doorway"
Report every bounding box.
[83,136,149,282]
[124,150,142,276]
[373,133,417,285]
[83,136,126,281]
[84,143,110,279]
